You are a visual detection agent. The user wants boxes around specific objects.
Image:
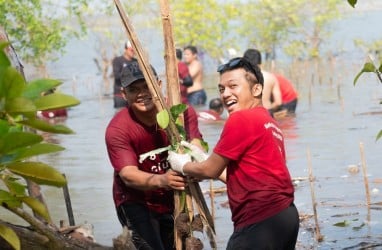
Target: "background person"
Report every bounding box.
[111,41,136,109]
[274,73,298,114]
[37,88,68,119]
[198,98,224,121]
[168,57,299,249]
[183,45,207,106]
[105,60,204,250]
[176,48,193,104]
[243,48,282,115]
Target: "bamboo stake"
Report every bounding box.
[158,1,216,249]
[157,1,183,248]
[307,147,324,242]
[209,179,215,221]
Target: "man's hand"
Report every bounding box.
[161,169,187,191]
[167,151,191,175]
[180,141,209,162]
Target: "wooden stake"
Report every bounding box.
[359,142,371,206]
[307,147,324,242]
[62,174,75,226]
[209,179,215,222]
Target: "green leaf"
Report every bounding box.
[0,132,43,155]
[170,104,187,120]
[175,124,187,141]
[18,118,74,134]
[376,130,382,141]
[11,143,65,162]
[0,224,20,250]
[22,79,62,100]
[0,42,11,68]
[352,222,365,231]
[34,93,80,110]
[3,178,26,196]
[333,220,350,227]
[5,97,37,114]
[180,190,186,212]
[21,196,51,223]
[0,67,25,99]
[157,110,170,129]
[0,120,10,137]
[353,62,376,86]
[6,162,66,187]
[0,190,22,208]
[347,0,357,8]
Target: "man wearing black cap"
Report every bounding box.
[105,60,203,250]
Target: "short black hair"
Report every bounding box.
[243,48,262,65]
[176,48,182,60]
[209,98,223,111]
[184,45,198,55]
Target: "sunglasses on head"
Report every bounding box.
[217,57,261,83]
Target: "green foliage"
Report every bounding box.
[352,54,382,141]
[347,0,357,8]
[157,109,170,129]
[239,0,343,60]
[333,220,350,227]
[0,41,80,247]
[349,1,381,140]
[0,224,20,250]
[353,62,379,86]
[170,0,239,60]
[0,0,88,68]
[156,104,188,140]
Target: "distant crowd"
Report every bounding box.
[111,43,298,121]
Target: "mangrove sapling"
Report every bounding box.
[141,105,216,249]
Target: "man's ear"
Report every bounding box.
[121,87,128,101]
[252,83,263,97]
[157,79,162,88]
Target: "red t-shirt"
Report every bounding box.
[214,107,294,230]
[178,61,189,80]
[275,74,298,104]
[178,61,191,103]
[105,106,202,214]
[40,109,67,118]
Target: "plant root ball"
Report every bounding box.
[191,214,203,232]
[185,236,203,250]
[175,212,190,237]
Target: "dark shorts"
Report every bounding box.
[282,99,298,113]
[226,203,299,250]
[187,89,207,106]
[116,203,175,250]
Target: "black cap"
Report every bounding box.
[121,61,157,88]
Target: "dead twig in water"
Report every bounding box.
[359,142,371,223]
[307,147,324,242]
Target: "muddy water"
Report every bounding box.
[7,7,382,249]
